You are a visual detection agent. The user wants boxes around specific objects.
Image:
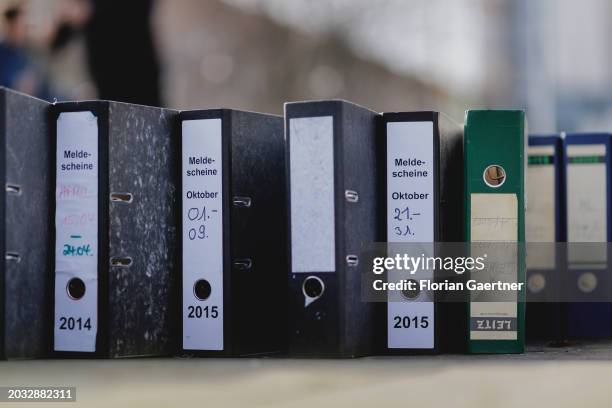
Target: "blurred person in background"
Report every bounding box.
[0,0,92,100]
[84,0,162,106]
[0,0,51,98]
[0,0,162,106]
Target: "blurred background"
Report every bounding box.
[1,0,611,133]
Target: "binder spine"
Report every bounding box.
[106,103,178,357]
[286,103,340,356]
[52,103,108,355]
[0,90,5,358]
[3,89,51,359]
[180,109,284,357]
[287,101,378,357]
[383,113,437,351]
[465,110,526,354]
[564,133,612,339]
[180,112,226,352]
[228,111,286,356]
[340,103,378,356]
[437,113,466,353]
[526,135,565,340]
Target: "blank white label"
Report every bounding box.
[289,116,335,274]
[386,121,435,349]
[526,145,556,269]
[182,119,224,351]
[567,144,607,266]
[54,111,99,352]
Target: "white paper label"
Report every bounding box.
[182,119,224,351]
[567,144,607,266]
[386,121,435,349]
[526,145,556,269]
[54,111,99,352]
[289,116,335,274]
[470,193,518,341]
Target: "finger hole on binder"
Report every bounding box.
[67,277,86,300]
[303,276,325,307]
[194,279,212,301]
[483,165,506,188]
[401,279,420,300]
[578,272,597,293]
[110,192,134,203]
[527,273,546,294]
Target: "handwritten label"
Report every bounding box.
[386,121,435,349]
[54,111,98,352]
[182,119,224,351]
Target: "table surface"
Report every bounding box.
[1,342,612,408]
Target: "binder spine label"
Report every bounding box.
[470,193,518,340]
[289,116,335,274]
[526,145,556,269]
[54,111,99,352]
[386,121,435,349]
[182,119,224,351]
[567,144,607,266]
